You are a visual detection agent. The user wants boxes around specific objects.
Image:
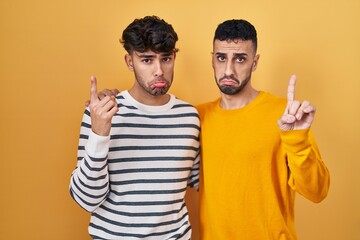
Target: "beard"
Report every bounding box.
[216,72,252,95]
[134,69,173,96]
[151,85,170,95]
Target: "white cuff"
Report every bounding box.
[85,130,110,158]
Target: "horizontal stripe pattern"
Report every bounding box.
[70,91,199,239]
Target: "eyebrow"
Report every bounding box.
[135,53,155,58]
[135,52,173,58]
[215,52,248,57]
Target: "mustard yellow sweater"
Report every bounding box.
[196,92,330,240]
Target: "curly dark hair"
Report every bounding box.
[214,19,257,52]
[120,16,178,54]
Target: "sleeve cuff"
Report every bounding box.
[85,130,110,158]
[280,128,311,153]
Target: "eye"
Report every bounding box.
[217,56,226,62]
[236,57,245,63]
[162,57,172,62]
[142,58,152,64]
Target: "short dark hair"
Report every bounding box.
[120,16,178,54]
[214,19,257,52]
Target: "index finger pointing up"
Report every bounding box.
[287,74,297,102]
[90,75,98,102]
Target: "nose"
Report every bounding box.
[154,60,164,77]
[224,61,234,76]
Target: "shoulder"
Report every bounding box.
[196,98,219,115]
[172,96,199,114]
[115,90,127,103]
[173,96,196,108]
[260,91,287,108]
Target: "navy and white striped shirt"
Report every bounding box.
[70,90,200,239]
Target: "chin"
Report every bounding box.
[219,86,242,95]
[152,88,169,96]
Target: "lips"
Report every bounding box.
[153,82,166,87]
[152,80,168,88]
[219,75,240,85]
[220,79,238,85]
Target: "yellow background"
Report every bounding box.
[1,0,359,239]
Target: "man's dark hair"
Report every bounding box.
[121,16,178,54]
[214,19,257,52]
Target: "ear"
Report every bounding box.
[211,52,215,69]
[251,54,260,72]
[125,54,134,71]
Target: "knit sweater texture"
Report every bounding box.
[196,91,330,240]
[70,90,200,240]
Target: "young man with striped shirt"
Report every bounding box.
[70,16,200,239]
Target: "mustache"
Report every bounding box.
[219,75,240,84]
[153,77,168,82]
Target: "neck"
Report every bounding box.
[220,86,259,110]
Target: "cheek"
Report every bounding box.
[163,64,174,74]
[134,67,149,81]
[235,64,252,75]
[213,64,223,75]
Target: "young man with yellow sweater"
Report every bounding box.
[196,19,330,240]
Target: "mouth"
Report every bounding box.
[219,79,239,86]
[151,80,168,89]
[153,82,167,88]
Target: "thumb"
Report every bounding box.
[278,115,296,131]
[280,114,296,124]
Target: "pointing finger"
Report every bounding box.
[288,100,301,116]
[90,76,98,103]
[287,75,297,103]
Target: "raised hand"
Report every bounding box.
[88,76,118,136]
[85,87,120,107]
[277,75,316,131]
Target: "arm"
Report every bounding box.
[70,76,118,212]
[188,149,200,191]
[278,75,330,202]
[69,110,111,212]
[281,129,330,203]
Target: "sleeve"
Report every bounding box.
[187,108,201,191]
[281,128,330,203]
[69,108,110,212]
[187,148,200,191]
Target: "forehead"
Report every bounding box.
[213,39,255,54]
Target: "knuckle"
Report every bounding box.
[303,100,310,106]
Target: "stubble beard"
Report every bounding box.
[134,70,173,96]
[216,73,252,95]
